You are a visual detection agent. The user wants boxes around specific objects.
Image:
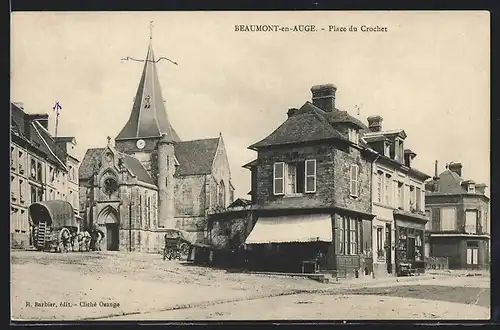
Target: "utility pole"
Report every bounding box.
[53,101,62,137]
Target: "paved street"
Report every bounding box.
[11,251,490,321]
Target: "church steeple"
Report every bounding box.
[116,39,180,142]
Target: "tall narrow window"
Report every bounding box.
[338,217,345,254]
[350,164,359,197]
[416,187,422,211]
[349,217,357,255]
[286,163,297,194]
[465,210,478,234]
[219,180,226,208]
[410,186,416,209]
[376,171,383,203]
[37,162,43,182]
[384,174,391,205]
[273,162,285,195]
[305,160,316,193]
[397,182,404,209]
[376,227,384,259]
[30,159,37,179]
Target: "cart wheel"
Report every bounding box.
[166,250,173,260]
[179,243,189,260]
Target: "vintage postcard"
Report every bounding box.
[10,11,490,322]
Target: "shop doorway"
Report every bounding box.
[386,224,392,273]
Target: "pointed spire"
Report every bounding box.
[116,37,180,142]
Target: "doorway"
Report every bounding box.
[106,223,119,251]
[385,224,392,273]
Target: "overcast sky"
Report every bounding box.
[11,11,490,199]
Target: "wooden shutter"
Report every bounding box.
[273,162,285,195]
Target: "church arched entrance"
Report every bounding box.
[97,206,119,251]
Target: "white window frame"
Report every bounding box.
[273,162,285,196]
[467,248,479,265]
[440,207,457,231]
[376,171,383,203]
[465,210,477,234]
[286,163,297,194]
[304,159,317,193]
[468,184,475,193]
[350,164,359,197]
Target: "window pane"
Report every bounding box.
[274,163,284,178]
[306,176,315,192]
[305,160,315,176]
[274,178,284,194]
[350,165,357,180]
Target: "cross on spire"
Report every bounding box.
[149,21,154,40]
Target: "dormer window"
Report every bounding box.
[384,142,391,157]
[348,128,359,144]
[468,184,475,193]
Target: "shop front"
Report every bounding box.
[394,210,428,275]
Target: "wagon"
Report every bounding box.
[162,229,192,261]
[29,200,79,253]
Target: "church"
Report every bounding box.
[78,38,235,253]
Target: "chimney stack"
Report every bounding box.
[403,149,416,168]
[433,160,440,192]
[448,162,463,177]
[26,113,50,131]
[287,108,298,118]
[367,115,383,132]
[311,84,337,112]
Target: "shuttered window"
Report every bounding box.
[440,207,457,231]
[305,160,316,193]
[273,162,285,195]
[350,164,359,197]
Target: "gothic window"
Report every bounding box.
[103,177,118,196]
[219,180,225,208]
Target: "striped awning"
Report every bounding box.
[245,214,333,244]
[29,200,78,228]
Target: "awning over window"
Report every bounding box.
[29,200,78,228]
[245,214,333,244]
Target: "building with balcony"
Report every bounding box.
[425,162,490,269]
[363,116,431,277]
[10,102,80,249]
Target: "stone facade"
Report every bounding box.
[243,83,377,276]
[78,40,234,253]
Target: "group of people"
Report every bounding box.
[58,227,105,253]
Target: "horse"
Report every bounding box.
[72,231,91,252]
[58,228,73,253]
[89,228,105,251]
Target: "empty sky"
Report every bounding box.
[11,11,490,199]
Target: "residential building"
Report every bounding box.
[10,102,80,249]
[425,162,490,269]
[363,116,431,277]
[242,83,377,276]
[78,38,234,253]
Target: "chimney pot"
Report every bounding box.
[367,115,383,132]
[287,108,298,118]
[448,162,463,177]
[311,83,337,112]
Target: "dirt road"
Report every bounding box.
[11,251,490,321]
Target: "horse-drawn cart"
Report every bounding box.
[29,200,79,253]
[162,229,193,261]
